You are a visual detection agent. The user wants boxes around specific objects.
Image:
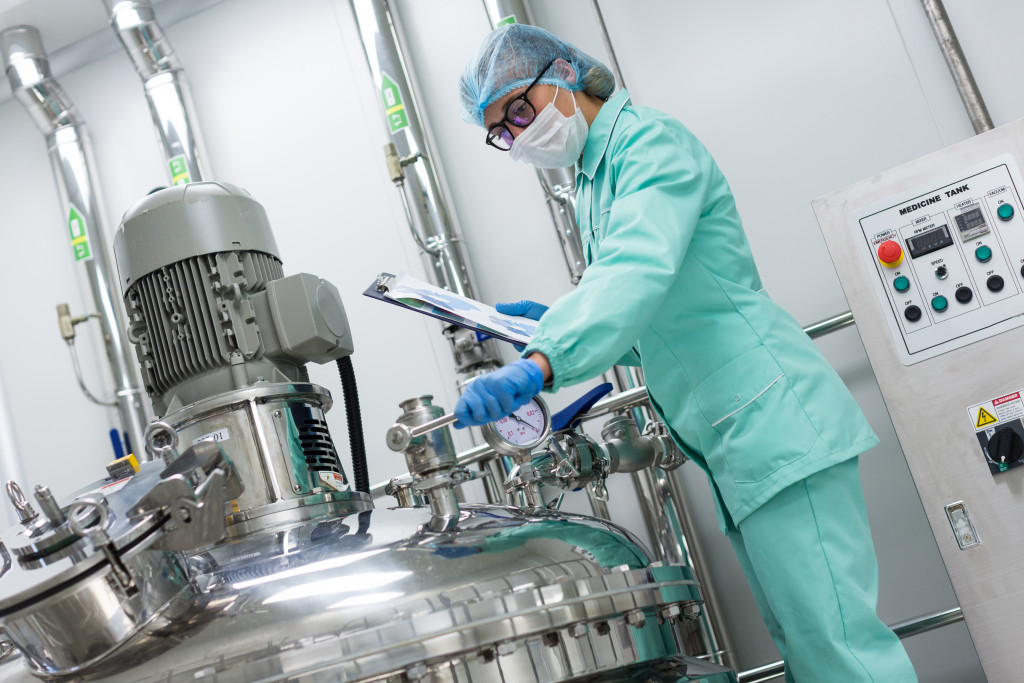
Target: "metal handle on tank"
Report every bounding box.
[386,413,458,452]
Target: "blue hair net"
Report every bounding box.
[459,24,615,128]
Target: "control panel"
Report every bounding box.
[853,156,1024,364]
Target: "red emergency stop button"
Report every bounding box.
[877,240,904,267]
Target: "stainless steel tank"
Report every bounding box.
[0,185,735,682]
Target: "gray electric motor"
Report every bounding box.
[113,181,353,416]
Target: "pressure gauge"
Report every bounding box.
[482,396,552,457]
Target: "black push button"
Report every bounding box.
[904,305,922,322]
[988,275,1005,292]
[955,286,973,303]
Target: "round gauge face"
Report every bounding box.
[490,398,550,450]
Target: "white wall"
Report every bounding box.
[0,0,1018,678]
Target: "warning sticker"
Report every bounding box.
[976,407,998,428]
[967,390,1024,475]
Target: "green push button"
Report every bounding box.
[998,203,1014,221]
[893,276,910,292]
[932,295,948,312]
[976,245,993,263]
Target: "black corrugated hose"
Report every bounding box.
[336,356,370,494]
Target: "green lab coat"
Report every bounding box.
[524,89,878,529]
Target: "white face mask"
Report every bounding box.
[509,87,589,169]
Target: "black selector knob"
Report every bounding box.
[987,428,1024,465]
[904,305,922,322]
[955,286,973,304]
[987,275,1005,292]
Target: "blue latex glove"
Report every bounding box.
[454,359,545,428]
[495,300,549,321]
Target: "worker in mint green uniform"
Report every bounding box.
[453,24,917,683]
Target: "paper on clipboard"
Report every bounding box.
[366,273,537,345]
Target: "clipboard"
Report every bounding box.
[363,273,529,347]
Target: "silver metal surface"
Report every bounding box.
[165,382,369,526]
[1,25,150,458]
[802,310,856,339]
[4,484,35,526]
[920,0,994,135]
[589,0,628,92]
[812,120,1024,680]
[351,0,501,376]
[0,503,732,682]
[105,0,211,183]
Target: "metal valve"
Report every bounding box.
[386,411,458,451]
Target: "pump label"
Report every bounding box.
[67,203,92,262]
[169,155,191,185]
[381,72,409,134]
[193,428,230,445]
[317,471,348,492]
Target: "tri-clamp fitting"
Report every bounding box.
[388,396,480,529]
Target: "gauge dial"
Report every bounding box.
[482,397,551,456]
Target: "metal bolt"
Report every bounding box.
[569,623,588,639]
[659,604,682,620]
[273,410,282,418]
[34,485,66,526]
[6,481,37,524]
[496,640,516,656]
[682,602,702,620]
[625,609,646,629]
[292,485,302,493]
[404,662,428,680]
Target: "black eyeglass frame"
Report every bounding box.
[485,59,556,151]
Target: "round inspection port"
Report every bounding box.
[988,275,1005,292]
[955,286,973,304]
[904,305,922,322]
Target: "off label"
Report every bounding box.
[966,391,1024,474]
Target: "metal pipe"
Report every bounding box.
[1,26,150,460]
[482,0,587,284]
[589,0,627,91]
[104,0,211,183]
[351,0,502,380]
[919,0,994,134]
[613,367,733,669]
[737,607,965,683]
[803,310,855,339]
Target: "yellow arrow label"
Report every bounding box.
[976,406,998,428]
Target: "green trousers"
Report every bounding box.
[724,458,918,682]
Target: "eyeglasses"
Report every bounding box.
[486,59,555,151]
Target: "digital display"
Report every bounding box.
[954,206,989,241]
[906,225,954,259]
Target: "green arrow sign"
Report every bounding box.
[381,72,409,134]
[68,203,92,262]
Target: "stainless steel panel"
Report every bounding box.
[812,119,1024,680]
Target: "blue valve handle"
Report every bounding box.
[551,383,615,432]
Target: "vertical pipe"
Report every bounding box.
[1,26,150,460]
[919,0,994,134]
[104,0,211,184]
[350,0,502,375]
[0,368,24,529]
[482,0,587,284]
